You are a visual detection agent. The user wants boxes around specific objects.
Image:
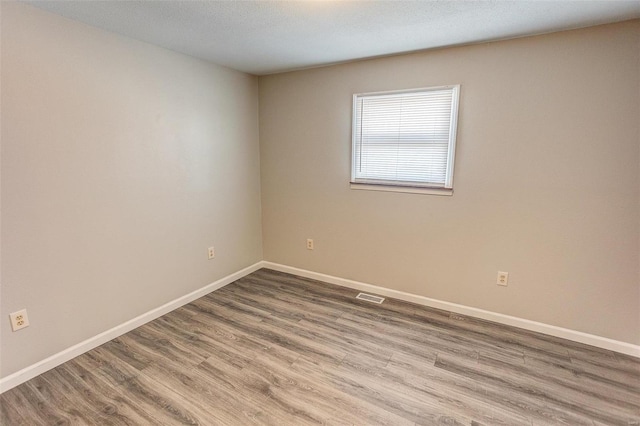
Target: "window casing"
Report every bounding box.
[351,85,460,193]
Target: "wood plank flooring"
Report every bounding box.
[1,268,639,425]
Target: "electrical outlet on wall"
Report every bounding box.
[9,309,30,332]
[306,239,314,250]
[208,246,215,260]
[497,271,509,286]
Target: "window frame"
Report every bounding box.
[350,85,460,195]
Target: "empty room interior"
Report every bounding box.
[1,1,639,425]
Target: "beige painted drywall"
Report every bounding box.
[0,2,262,377]
[259,21,640,345]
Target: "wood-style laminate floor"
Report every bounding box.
[1,268,639,425]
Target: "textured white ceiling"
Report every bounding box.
[25,1,640,75]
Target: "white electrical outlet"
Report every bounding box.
[497,271,509,286]
[208,246,215,260]
[306,239,314,250]
[9,309,30,332]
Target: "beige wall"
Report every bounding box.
[259,21,640,344]
[1,3,262,376]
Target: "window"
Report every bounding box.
[351,85,460,194]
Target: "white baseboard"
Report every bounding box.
[3,259,638,394]
[262,261,640,358]
[0,261,263,394]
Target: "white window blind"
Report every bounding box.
[351,85,460,190]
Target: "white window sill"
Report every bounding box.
[350,183,453,196]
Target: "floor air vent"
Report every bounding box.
[356,293,385,304]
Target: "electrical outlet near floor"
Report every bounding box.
[306,239,314,250]
[497,271,509,286]
[208,246,215,260]
[9,309,30,332]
